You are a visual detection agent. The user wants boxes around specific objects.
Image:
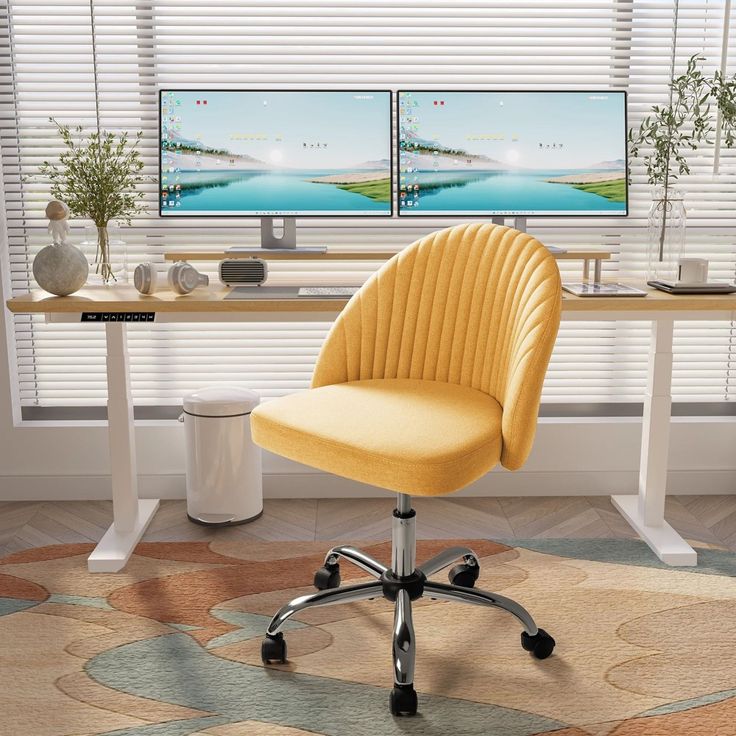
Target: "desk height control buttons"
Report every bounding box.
[81,312,155,322]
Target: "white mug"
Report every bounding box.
[677,258,709,285]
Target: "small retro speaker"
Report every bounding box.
[218,258,268,287]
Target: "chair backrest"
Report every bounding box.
[312,223,562,469]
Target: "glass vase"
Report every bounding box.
[647,187,686,282]
[80,224,127,284]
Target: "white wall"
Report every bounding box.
[2,320,735,502]
[1,414,735,500]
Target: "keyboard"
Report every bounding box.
[298,287,359,298]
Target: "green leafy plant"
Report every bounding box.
[39,119,148,282]
[628,54,736,259]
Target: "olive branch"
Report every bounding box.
[628,54,736,260]
[39,119,150,281]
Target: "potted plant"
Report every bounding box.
[628,54,736,281]
[39,119,148,283]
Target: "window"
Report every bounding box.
[2,0,735,415]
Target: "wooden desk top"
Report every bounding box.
[163,249,612,262]
[7,284,736,315]
[6,286,340,314]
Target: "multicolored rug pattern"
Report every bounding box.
[2,537,736,735]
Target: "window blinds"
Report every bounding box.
[1,0,735,411]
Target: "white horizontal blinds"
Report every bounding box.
[723,1,736,402]
[2,0,96,407]
[626,1,734,242]
[2,1,735,409]
[625,1,736,403]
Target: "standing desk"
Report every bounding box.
[6,284,736,572]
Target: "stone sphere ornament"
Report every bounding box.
[32,200,89,296]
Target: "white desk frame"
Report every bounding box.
[46,306,736,571]
[86,323,160,572]
[563,308,734,567]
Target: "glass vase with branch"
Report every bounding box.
[39,119,148,283]
[628,54,736,281]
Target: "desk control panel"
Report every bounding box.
[81,312,155,323]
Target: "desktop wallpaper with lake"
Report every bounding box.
[159,91,392,216]
[398,91,628,216]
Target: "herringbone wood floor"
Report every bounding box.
[2,495,736,558]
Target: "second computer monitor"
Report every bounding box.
[160,90,393,217]
[397,91,627,217]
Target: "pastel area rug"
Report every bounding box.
[2,538,736,736]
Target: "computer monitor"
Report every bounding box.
[159,90,393,248]
[397,91,628,217]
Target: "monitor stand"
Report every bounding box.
[492,215,566,255]
[228,217,327,254]
[492,216,527,232]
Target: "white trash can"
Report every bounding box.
[182,386,263,526]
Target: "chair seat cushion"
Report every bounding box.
[251,378,503,496]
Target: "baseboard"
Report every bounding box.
[0,474,188,501]
[0,469,733,501]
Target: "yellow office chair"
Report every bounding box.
[252,223,562,716]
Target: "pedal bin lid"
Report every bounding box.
[183,386,260,417]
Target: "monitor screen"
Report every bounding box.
[159,90,393,217]
[397,91,627,217]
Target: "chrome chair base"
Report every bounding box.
[261,493,555,716]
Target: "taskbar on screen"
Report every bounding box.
[397,209,627,216]
[160,210,391,217]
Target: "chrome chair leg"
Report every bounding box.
[323,545,388,578]
[424,580,538,635]
[390,588,419,716]
[262,492,554,717]
[418,545,478,578]
[392,590,415,686]
[266,580,383,636]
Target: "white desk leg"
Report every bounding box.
[87,323,159,573]
[612,317,697,566]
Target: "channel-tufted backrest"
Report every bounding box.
[312,223,562,470]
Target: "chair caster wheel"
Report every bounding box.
[261,633,287,664]
[448,562,480,588]
[390,684,418,716]
[314,562,341,590]
[521,628,555,659]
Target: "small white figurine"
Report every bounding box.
[46,199,71,245]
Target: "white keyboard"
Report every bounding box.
[298,287,359,298]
